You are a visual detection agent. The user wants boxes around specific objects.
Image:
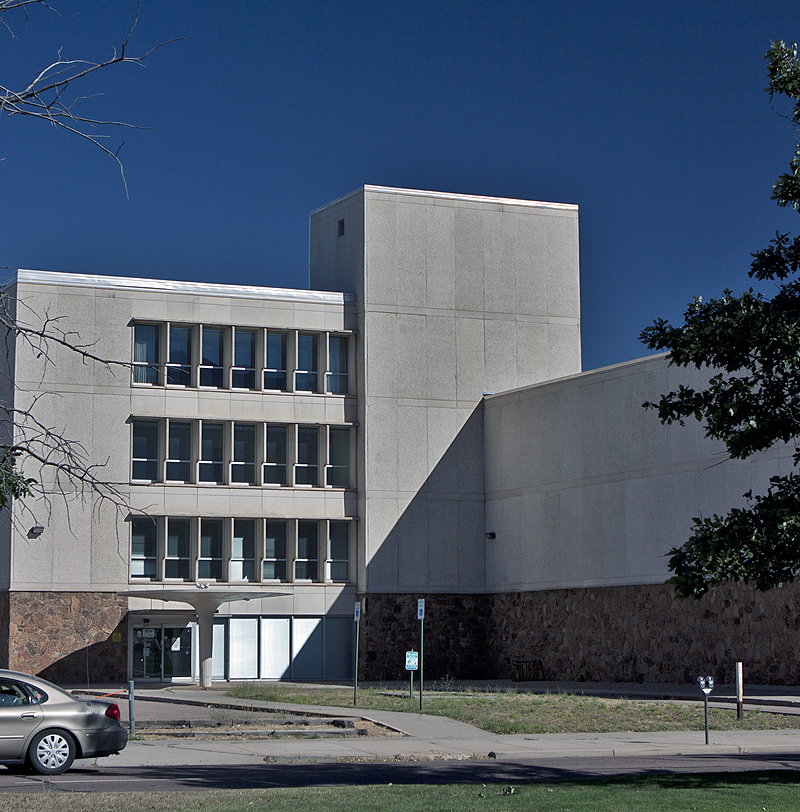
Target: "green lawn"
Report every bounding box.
[225,683,800,735]
[6,773,800,812]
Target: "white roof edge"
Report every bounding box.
[7,269,355,304]
[484,353,671,400]
[309,185,578,215]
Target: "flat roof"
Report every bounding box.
[7,269,355,305]
[310,184,579,215]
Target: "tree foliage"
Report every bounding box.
[640,40,800,599]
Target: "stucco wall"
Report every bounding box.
[311,186,583,596]
[484,355,795,593]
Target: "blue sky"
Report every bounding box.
[2,0,798,370]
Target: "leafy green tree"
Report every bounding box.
[640,40,800,599]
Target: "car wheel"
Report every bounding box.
[28,730,76,775]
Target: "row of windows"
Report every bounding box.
[133,323,351,395]
[131,516,353,584]
[131,420,352,488]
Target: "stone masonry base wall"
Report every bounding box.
[6,591,128,683]
[361,593,494,680]
[491,582,800,685]
[361,583,800,685]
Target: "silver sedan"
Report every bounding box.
[0,669,127,774]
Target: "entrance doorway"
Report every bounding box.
[132,625,193,680]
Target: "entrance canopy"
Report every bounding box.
[119,587,290,687]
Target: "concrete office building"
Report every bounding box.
[1,186,796,685]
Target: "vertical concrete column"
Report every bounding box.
[196,605,217,688]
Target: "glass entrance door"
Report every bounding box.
[133,625,193,680]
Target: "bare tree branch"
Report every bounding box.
[0,0,179,194]
[0,288,134,527]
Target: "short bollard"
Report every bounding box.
[128,680,135,738]
[697,676,714,744]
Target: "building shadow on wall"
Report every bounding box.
[361,404,496,681]
[36,619,128,685]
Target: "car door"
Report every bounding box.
[0,679,43,759]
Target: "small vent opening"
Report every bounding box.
[337,219,345,238]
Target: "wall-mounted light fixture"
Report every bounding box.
[485,532,496,540]
[27,526,44,539]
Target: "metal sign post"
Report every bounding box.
[417,599,425,711]
[353,601,361,707]
[697,675,714,744]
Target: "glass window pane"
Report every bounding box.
[232,329,256,389]
[232,519,256,581]
[131,517,158,580]
[166,421,192,482]
[200,327,224,388]
[296,521,318,580]
[132,420,159,481]
[296,426,318,486]
[264,332,287,391]
[167,325,192,386]
[264,520,287,581]
[327,427,349,487]
[327,336,349,394]
[296,333,318,392]
[199,519,223,581]
[133,324,160,385]
[329,521,349,560]
[264,424,287,485]
[232,424,256,484]
[166,518,191,581]
[199,422,224,483]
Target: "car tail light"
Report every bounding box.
[105,703,121,721]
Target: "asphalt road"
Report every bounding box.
[2,752,800,794]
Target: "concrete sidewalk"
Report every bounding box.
[74,681,800,768]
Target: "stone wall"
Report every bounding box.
[360,584,800,685]
[490,582,800,685]
[7,591,128,683]
[360,593,494,680]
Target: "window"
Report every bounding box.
[264,424,288,485]
[337,218,345,237]
[264,520,287,581]
[231,519,256,581]
[133,324,160,385]
[166,421,192,483]
[328,521,349,581]
[165,518,192,580]
[296,426,319,486]
[327,335,349,394]
[296,333,318,392]
[199,518,223,581]
[232,424,257,485]
[264,332,287,391]
[200,326,224,388]
[167,325,192,386]
[132,420,159,481]
[199,422,224,484]
[296,521,318,580]
[232,328,257,389]
[131,517,158,580]
[133,323,352,396]
[327,427,349,487]
[129,516,352,584]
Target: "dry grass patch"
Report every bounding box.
[226,683,800,735]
